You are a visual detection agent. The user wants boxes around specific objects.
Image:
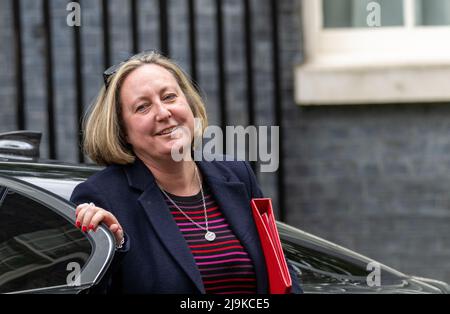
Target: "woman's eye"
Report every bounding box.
[136,104,150,112]
[163,93,177,101]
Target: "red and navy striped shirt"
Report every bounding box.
[161,183,257,294]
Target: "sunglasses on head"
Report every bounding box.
[103,49,159,88]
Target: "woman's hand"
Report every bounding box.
[75,202,124,246]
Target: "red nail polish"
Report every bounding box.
[82,226,87,232]
[76,221,81,228]
[89,224,94,231]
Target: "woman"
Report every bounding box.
[71,51,301,294]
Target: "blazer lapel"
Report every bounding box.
[124,159,205,293]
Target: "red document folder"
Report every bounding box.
[251,198,292,294]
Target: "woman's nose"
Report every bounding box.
[155,102,172,120]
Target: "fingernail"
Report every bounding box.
[76,221,81,228]
[89,224,94,231]
[82,226,87,232]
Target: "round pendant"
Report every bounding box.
[205,231,216,242]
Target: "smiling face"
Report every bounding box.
[119,63,195,162]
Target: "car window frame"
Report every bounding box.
[0,174,116,294]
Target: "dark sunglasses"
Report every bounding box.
[103,49,159,88]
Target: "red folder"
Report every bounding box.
[251,198,292,294]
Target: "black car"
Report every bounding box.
[0,131,448,294]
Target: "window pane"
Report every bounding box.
[415,0,450,25]
[323,0,404,28]
[0,188,91,293]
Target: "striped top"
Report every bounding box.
[160,183,257,294]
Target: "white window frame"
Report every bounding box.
[295,0,450,105]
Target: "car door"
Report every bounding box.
[0,175,115,294]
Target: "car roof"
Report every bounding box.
[0,158,102,200]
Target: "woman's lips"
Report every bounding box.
[156,126,179,136]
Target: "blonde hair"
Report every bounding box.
[83,52,208,166]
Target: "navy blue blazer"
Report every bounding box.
[70,156,301,294]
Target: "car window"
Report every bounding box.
[0,186,91,293]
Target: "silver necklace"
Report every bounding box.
[158,164,216,242]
